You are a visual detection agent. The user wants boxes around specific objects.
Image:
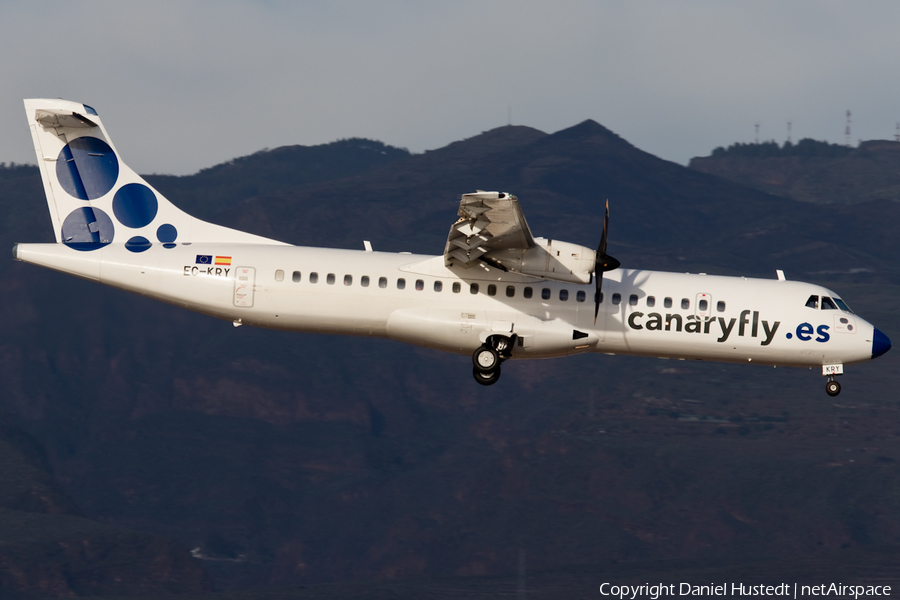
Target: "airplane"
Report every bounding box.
[12,99,891,395]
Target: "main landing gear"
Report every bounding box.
[472,335,516,386]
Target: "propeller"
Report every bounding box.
[594,199,620,323]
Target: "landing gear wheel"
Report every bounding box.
[473,365,501,386]
[826,380,841,397]
[473,345,500,373]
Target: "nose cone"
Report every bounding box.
[873,328,892,359]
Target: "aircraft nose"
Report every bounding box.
[873,328,892,359]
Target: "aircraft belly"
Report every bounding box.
[387,307,486,353]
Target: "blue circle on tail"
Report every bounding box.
[125,236,152,253]
[56,137,119,200]
[157,223,177,243]
[113,183,158,228]
[61,207,115,251]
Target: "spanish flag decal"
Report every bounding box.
[215,256,232,266]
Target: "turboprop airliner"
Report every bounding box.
[12,99,891,394]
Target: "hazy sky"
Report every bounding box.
[2,1,898,175]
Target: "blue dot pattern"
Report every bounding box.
[56,137,119,200]
[157,223,177,243]
[61,207,115,251]
[125,236,152,253]
[113,183,159,228]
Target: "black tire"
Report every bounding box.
[473,345,500,373]
[826,380,841,396]
[473,365,501,386]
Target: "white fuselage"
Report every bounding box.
[15,242,878,369]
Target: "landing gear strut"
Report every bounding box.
[472,334,516,386]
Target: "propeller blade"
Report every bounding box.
[594,199,619,323]
[599,199,609,256]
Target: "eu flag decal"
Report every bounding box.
[196,255,212,265]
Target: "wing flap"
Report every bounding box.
[444,192,536,267]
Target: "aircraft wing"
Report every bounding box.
[443,191,536,268]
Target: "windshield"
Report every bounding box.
[833,297,854,313]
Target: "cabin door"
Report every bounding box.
[233,267,256,307]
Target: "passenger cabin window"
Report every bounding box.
[434,281,442,292]
[541,288,551,300]
[378,277,387,288]
[524,287,533,299]
[415,279,424,291]
[681,298,690,309]
[488,284,497,296]
[699,299,708,311]
[310,272,319,284]
[596,292,604,304]
[275,269,284,282]
[292,271,301,283]
[397,278,406,290]
[326,273,335,285]
[576,290,586,302]
[344,275,352,286]
[629,294,638,306]
[647,296,656,307]
[452,282,461,293]
[559,289,569,301]
[612,293,621,305]
[805,295,819,309]
[361,276,370,287]
[664,297,672,308]
[717,301,726,312]
[470,283,479,294]
[506,286,515,298]
[821,296,837,310]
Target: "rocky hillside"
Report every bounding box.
[2,123,899,596]
[0,426,211,598]
[689,139,900,204]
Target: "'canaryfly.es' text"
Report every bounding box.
[626,309,780,345]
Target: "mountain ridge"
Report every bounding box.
[1,120,898,593]
[690,139,900,205]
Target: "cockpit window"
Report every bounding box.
[833,297,854,313]
[805,295,818,309]
[821,296,838,310]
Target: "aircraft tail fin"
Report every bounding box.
[23,99,284,249]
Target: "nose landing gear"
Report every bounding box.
[472,334,516,386]
[822,364,843,396]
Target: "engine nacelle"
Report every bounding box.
[490,238,595,284]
